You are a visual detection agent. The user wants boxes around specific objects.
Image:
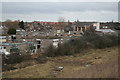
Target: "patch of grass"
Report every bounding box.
[3,47,118,78]
[3,62,53,78]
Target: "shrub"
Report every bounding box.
[106,34,118,46]
[21,53,32,61]
[45,45,57,57]
[93,36,112,49]
[62,42,74,55]
[45,31,118,57]
[3,48,32,65]
[5,53,23,64]
[54,44,65,56]
[2,64,17,72]
[45,38,88,57]
[35,55,47,63]
[83,31,99,42]
[69,39,88,53]
[7,28,16,35]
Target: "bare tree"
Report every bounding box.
[3,19,19,29]
[57,17,66,27]
[57,16,66,22]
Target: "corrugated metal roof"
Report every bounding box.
[0,42,35,46]
[0,36,6,38]
[95,29,115,32]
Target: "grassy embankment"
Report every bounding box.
[2,46,118,78]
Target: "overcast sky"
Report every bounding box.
[1,0,120,2]
[2,2,118,22]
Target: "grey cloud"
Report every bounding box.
[2,2,118,14]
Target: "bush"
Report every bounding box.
[45,45,57,57]
[21,53,32,61]
[3,48,32,65]
[69,39,88,53]
[45,38,88,57]
[62,42,74,55]
[5,53,23,64]
[106,34,118,46]
[7,28,16,35]
[83,31,100,42]
[2,52,34,71]
[83,31,118,49]
[2,64,17,72]
[35,55,47,63]
[45,32,118,57]
[93,36,112,49]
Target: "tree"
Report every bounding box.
[64,24,73,32]
[57,17,66,28]
[3,19,19,29]
[58,16,66,22]
[7,28,16,35]
[13,20,20,29]
[19,21,24,29]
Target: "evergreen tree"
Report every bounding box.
[19,21,24,29]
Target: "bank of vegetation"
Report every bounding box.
[2,31,119,72]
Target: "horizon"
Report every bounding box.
[1,19,118,23]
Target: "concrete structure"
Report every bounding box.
[95,29,115,33]
[53,39,59,48]
[0,42,36,55]
[0,46,10,55]
[93,22,100,30]
[72,22,96,33]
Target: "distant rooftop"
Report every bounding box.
[0,42,35,46]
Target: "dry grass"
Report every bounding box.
[55,47,118,78]
[57,57,118,78]
[2,47,118,78]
